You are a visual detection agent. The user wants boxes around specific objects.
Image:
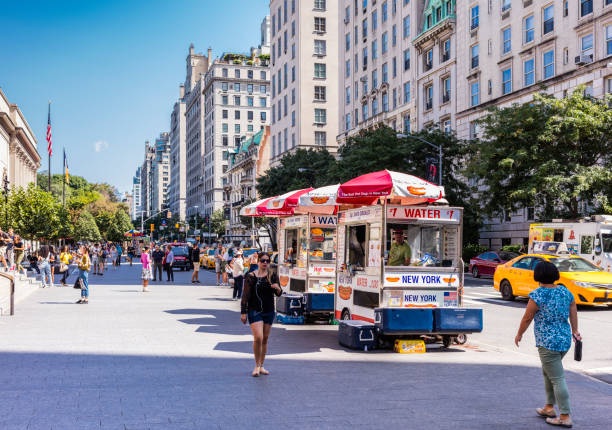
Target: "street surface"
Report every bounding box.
[0,264,610,429]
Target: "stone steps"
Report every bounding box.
[0,271,42,315]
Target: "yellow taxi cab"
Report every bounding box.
[205,249,216,269]
[493,253,612,306]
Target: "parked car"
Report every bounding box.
[493,254,612,306]
[166,243,193,271]
[469,251,519,278]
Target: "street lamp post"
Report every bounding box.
[2,173,9,228]
[397,133,442,186]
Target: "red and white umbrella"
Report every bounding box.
[239,197,296,217]
[337,170,444,205]
[296,184,340,214]
[265,188,313,212]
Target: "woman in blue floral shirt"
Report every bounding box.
[515,261,581,428]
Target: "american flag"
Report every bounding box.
[46,102,52,156]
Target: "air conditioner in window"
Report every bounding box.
[344,16,350,24]
[574,54,593,65]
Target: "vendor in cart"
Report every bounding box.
[388,228,412,266]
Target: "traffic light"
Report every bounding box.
[175,223,179,229]
[150,223,154,232]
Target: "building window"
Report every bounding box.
[502,0,511,12]
[392,56,397,77]
[470,81,479,106]
[443,119,451,134]
[424,48,433,71]
[471,44,479,68]
[403,114,410,133]
[442,77,450,103]
[372,40,378,59]
[346,33,351,51]
[235,69,240,78]
[222,68,228,77]
[372,69,378,88]
[291,88,296,104]
[441,38,450,62]
[382,92,389,112]
[606,78,612,94]
[362,103,369,120]
[315,17,326,32]
[314,108,327,124]
[235,124,240,133]
[315,131,326,146]
[580,0,593,17]
[424,85,433,110]
[346,59,351,78]
[403,82,410,102]
[382,63,388,83]
[247,84,253,94]
[382,32,388,54]
[502,27,511,54]
[363,46,368,69]
[261,111,267,121]
[314,40,326,55]
[372,98,378,115]
[234,110,240,120]
[372,10,378,31]
[543,50,554,79]
[248,110,254,120]
[524,15,534,44]
[392,25,397,46]
[247,96,254,107]
[582,33,593,56]
[234,96,241,106]
[543,5,554,35]
[315,0,326,10]
[314,86,326,101]
[260,97,267,107]
[222,95,228,105]
[222,109,228,119]
[403,49,410,70]
[222,135,228,146]
[222,123,228,133]
[471,5,479,30]
[291,110,295,126]
[382,1,388,21]
[222,82,229,91]
[346,86,351,104]
[524,58,534,86]
[362,18,368,38]
[606,25,612,56]
[314,63,326,78]
[502,68,512,94]
[403,16,410,38]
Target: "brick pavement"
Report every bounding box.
[0,263,610,429]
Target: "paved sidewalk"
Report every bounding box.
[0,264,610,429]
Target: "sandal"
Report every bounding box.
[259,367,270,375]
[75,299,83,304]
[251,367,260,377]
[537,408,556,418]
[545,417,572,428]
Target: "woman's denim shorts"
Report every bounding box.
[247,311,275,325]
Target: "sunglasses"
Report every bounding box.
[259,259,270,263]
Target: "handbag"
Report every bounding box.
[574,337,582,362]
[60,262,68,272]
[73,278,84,289]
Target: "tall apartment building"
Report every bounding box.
[140,142,155,218]
[455,0,612,248]
[132,166,141,221]
[150,132,170,213]
[184,44,211,220]
[414,0,457,131]
[339,0,420,144]
[269,0,340,165]
[202,52,271,219]
[169,85,187,221]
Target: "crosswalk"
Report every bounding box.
[462,287,504,305]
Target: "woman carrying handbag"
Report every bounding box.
[59,245,73,286]
[515,261,581,428]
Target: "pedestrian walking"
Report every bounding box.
[191,241,201,284]
[164,245,174,282]
[151,245,164,281]
[49,245,60,285]
[140,246,152,292]
[515,261,581,428]
[127,244,135,266]
[75,245,91,304]
[13,234,25,275]
[59,245,73,286]
[231,250,245,300]
[38,245,53,288]
[0,227,10,270]
[6,227,15,270]
[214,243,224,285]
[240,252,282,377]
[110,245,118,270]
[223,246,232,286]
[90,244,100,275]
[116,244,122,266]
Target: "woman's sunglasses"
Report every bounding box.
[259,259,270,263]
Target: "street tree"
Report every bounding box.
[210,209,226,238]
[8,184,61,240]
[256,148,337,198]
[468,88,612,220]
[107,209,133,242]
[73,210,102,242]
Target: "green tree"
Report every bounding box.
[94,210,115,240]
[8,184,61,240]
[210,209,227,238]
[73,210,101,242]
[468,88,612,220]
[256,149,337,198]
[107,209,133,242]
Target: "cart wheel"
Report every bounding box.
[341,309,351,321]
[442,336,452,348]
[455,334,467,345]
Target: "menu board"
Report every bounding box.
[443,227,458,260]
[368,240,381,267]
[337,225,346,268]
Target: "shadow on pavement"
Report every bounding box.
[0,351,608,429]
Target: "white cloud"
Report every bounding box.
[94,141,109,152]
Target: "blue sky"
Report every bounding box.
[0,0,269,193]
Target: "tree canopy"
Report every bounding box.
[467,88,612,220]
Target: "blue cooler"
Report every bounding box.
[338,320,377,350]
[276,294,304,316]
[374,308,434,334]
[303,292,334,312]
[276,314,305,325]
[433,308,483,333]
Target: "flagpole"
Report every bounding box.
[62,148,66,208]
[47,101,51,193]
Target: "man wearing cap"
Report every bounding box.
[388,228,411,266]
